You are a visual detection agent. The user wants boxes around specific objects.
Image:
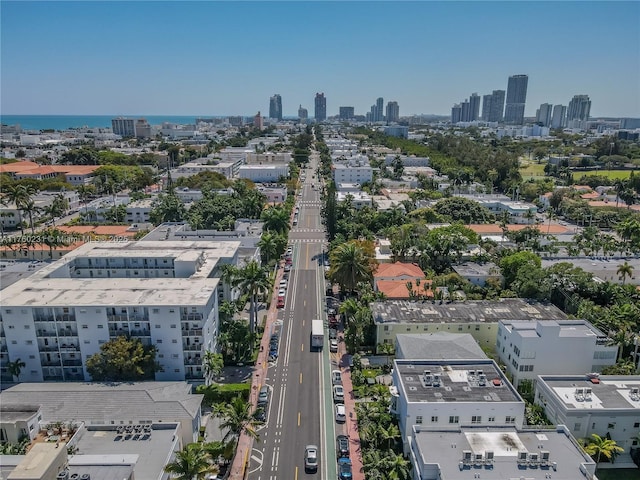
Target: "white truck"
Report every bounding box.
[311,319,324,350]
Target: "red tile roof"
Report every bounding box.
[375,262,425,278]
[377,279,433,299]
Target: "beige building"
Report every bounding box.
[373,298,567,348]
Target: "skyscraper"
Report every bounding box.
[551,105,567,129]
[269,94,282,121]
[339,107,355,121]
[254,112,264,130]
[504,75,528,124]
[386,101,399,123]
[376,97,384,122]
[314,93,326,122]
[469,93,481,122]
[567,95,591,122]
[482,94,493,121]
[461,99,471,122]
[489,90,505,122]
[451,104,462,124]
[536,103,553,127]
[298,105,308,121]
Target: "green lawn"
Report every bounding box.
[572,169,636,181]
[519,162,546,180]
[596,469,640,480]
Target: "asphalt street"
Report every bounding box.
[248,153,338,480]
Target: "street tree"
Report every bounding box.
[7,358,26,382]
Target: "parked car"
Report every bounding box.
[335,404,346,423]
[258,386,269,405]
[333,385,344,403]
[278,288,286,297]
[336,435,349,458]
[330,338,338,352]
[338,457,353,479]
[332,370,342,385]
[277,297,285,308]
[329,328,338,340]
[304,445,318,472]
[279,280,287,289]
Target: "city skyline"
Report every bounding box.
[1,1,639,118]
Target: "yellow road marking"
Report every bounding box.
[300,372,303,383]
[298,412,301,426]
[301,343,304,352]
[295,467,298,480]
[304,300,306,307]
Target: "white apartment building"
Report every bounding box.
[218,147,254,163]
[257,185,287,204]
[336,191,372,209]
[0,241,235,384]
[238,164,289,183]
[409,424,596,480]
[456,194,537,224]
[246,152,292,164]
[498,320,617,387]
[125,198,154,224]
[535,374,640,456]
[332,156,373,186]
[373,299,567,348]
[391,359,525,453]
[173,160,241,180]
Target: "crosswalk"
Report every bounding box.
[290,238,327,244]
[292,228,325,233]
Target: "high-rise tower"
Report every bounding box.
[504,75,528,124]
[314,93,326,122]
[386,101,399,123]
[269,94,282,121]
[536,103,553,127]
[469,93,481,122]
[567,95,591,122]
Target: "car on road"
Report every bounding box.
[338,457,353,479]
[278,288,286,297]
[258,386,269,405]
[329,328,337,340]
[284,264,291,273]
[333,385,344,403]
[255,407,266,423]
[332,370,342,385]
[304,445,318,472]
[330,338,338,352]
[336,435,349,458]
[335,404,346,423]
[277,296,285,308]
[279,279,287,288]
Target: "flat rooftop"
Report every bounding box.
[538,375,640,410]
[453,262,501,277]
[502,320,606,339]
[70,425,178,480]
[0,382,203,421]
[395,333,487,360]
[394,360,521,404]
[373,299,566,325]
[412,426,595,480]
[541,257,640,285]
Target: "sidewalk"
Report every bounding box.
[228,264,284,480]
[339,343,366,480]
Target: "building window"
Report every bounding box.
[172,354,179,358]
[29,355,35,359]
[634,423,640,428]
[156,324,161,328]
[472,416,482,424]
[82,325,88,329]
[153,309,159,314]
[84,340,90,344]
[174,369,180,373]
[449,416,459,424]
[384,326,389,331]
[171,324,177,328]
[5,310,12,314]
[26,340,33,345]
[157,339,162,344]
[574,423,581,431]
[488,417,495,422]
[97,324,103,329]
[431,416,438,422]
[505,416,516,424]
[607,423,615,429]
[415,416,423,424]
[172,339,178,343]
[24,325,30,329]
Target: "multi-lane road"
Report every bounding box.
[248,154,341,480]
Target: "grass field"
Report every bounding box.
[572,170,636,181]
[519,162,546,179]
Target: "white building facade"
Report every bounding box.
[0,241,228,384]
[497,320,617,387]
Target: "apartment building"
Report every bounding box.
[409,424,596,480]
[498,320,617,386]
[332,157,373,185]
[535,374,640,455]
[373,298,566,348]
[390,359,524,452]
[238,164,289,183]
[0,241,233,383]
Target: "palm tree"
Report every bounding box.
[257,231,279,266]
[21,198,41,234]
[164,443,217,480]
[378,342,395,365]
[235,260,271,335]
[261,206,289,234]
[203,350,223,385]
[378,422,401,450]
[76,185,96,216]
[7,358,26,382]
[329,240,376,295]
[583,433,623,469]
[4,184,37,234]
[215,395,260,443]
[338,298,359,326]
[616,262,633,285]
[386,450,412,480]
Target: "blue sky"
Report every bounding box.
[1,1,639,117]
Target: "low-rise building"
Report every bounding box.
[391,359,524,452]
[535,374,640,456]
[374,262,432,300]
[452,262,502,287]
[257,185,287,204]
[395,332,487,360]
[409,425,596,480]
[332,156,373,185]
[498,320,617,387]
[238,164,289,183]
[373,299,567,348]
[125,198,154,224]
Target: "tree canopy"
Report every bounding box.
[86,336,159,381]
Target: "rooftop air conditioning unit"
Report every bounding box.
[462,450,472,464]
[517,451,528,464]
[485,451,494,465]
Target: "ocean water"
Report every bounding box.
[0,115,225,131]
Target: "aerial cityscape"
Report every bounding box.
[1,1,640,480]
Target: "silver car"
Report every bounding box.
[304,445,318,472]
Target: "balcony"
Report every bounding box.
[184,357,202,366]
[107,314,128,322]
[57,314,76,322]
[62,360,82,367]
[57,330,78,337]
[183,344,202,352]
[39,345,59,352]
[41,360,62,367]
[37,330,57,337]
[59,344,79,351]
[34,316,55,323]
[181,313,203,322]
[182,329,203,337]
[130,330,151,337]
